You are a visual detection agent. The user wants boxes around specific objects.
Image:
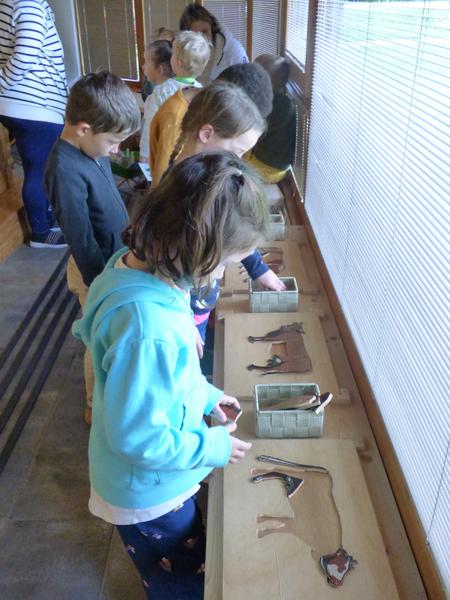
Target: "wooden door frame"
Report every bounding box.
[279,0,317,107]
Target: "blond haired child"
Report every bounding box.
[72,152,266,599]
[169,30,210,85]
[150,62,273,186]
[180,3,248,83]
[145,31,210,173]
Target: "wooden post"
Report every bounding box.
[134,0,145,88]
[246,0,254,60]
[0,125,12,193]
[279,0,288,55]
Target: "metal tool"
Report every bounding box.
[250,471,304,498]
[256,454,329,474]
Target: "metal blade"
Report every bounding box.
[257,454,329,474]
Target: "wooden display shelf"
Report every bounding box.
[222,439,400,600]
[222,239,318,296]
[207,216,427,598]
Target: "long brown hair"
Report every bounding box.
[124,152,269,285]
[170,81,266,164]
[179,4,221,43]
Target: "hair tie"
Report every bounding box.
[233,169,244,187]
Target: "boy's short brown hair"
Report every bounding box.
[65,70,141,134]
[172,31,211,79]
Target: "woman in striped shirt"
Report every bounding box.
[0,0,68,248]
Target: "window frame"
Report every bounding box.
[280,0,317,107]
[130,0,146,91]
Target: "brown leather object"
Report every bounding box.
[261,394,318,411]
[248,322,305,343]
[247,323,312,374]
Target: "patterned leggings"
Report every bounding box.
[116,497,206,599]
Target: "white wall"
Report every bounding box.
[48,0,82,86]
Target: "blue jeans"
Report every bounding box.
[0,115,62,234]
[116,496,206,599]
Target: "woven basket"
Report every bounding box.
[267,210,285,241]
[249,276,298,313]
[254,383,323,438]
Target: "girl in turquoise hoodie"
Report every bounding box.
[72,151,269,599]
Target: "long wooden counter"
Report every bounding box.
[205,223,427,600]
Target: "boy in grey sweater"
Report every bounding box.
[44,70,140,424]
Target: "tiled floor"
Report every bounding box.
[0,246,145,600]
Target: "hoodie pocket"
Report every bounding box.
[129,465,161,490]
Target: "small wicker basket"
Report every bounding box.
[254,383,323,438]
[249,277,298,313]
[267,210,285,241]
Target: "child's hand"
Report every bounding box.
[227,433,252,464]
[213,394,240,423]
[254,269,286,291]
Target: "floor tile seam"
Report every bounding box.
[98,526,120,599]
[0,294,79,478]
[0,273,69,386]
[0,302,72,430]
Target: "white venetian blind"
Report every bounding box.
[305,0,450,592]
[203,0,248,50]
[144,0,190,34]
[75,0,139,80]
[286,0,309,67]
[252,0,281,59]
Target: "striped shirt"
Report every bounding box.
[0,0,68,123]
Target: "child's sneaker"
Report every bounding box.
[29,231,68,249]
